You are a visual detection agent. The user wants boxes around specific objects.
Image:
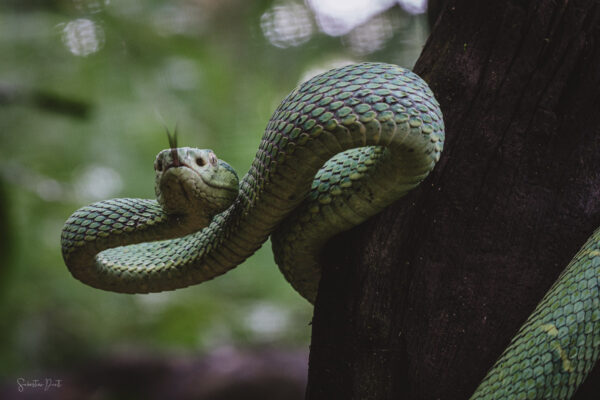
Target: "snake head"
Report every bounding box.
[154,147,239,225]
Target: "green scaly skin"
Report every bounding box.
[470,227,600,399]
[60,62,600,398]
[61,63,443,295]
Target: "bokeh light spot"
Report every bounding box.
[307,0,427,37]
[61,18,104,57]
[343,14,395,55]
[260,3,314,48]
[74,165,122,201]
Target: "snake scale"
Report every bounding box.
[60,63,600,399]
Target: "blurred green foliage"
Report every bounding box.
[0,0,427,377]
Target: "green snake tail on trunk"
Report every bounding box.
[470,227,600,399]
[60,62,600,398]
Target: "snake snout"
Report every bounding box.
[154,148,183,172]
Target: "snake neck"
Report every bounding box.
[61,62,444,294]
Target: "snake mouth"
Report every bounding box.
[163,163,238,192]
[200,175,239,192]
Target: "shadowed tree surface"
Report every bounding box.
[307,0,600,399]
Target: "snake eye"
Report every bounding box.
[196,157,206,167]
[155,159,163,171]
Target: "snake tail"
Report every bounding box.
[470,227,600,399]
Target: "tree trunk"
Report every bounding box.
[305,0,600,399]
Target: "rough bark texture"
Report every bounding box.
[426,0,447,28]
[306,0,600,399]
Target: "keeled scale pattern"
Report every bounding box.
[61,198,166,256]
[94,211,232,286]
[471,228,600,399]
[268,63,445,301]
[239,63,444,210]
[61,63,445,294]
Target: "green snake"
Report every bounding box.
[61,63,600,399]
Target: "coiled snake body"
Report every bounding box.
[61,63,600,399]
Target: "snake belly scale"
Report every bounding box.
[60,62,600,399]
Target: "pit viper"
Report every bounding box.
[61,63,600,399]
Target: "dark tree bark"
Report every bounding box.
[306,1,600,399]
[426,0,447,28]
